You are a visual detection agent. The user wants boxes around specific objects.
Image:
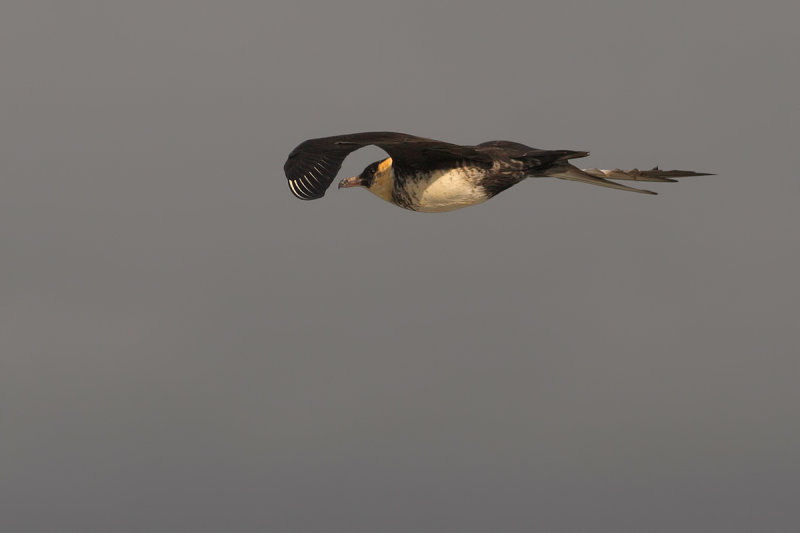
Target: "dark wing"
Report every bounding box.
[477,140,588,163]
[284,132,493,200]
[476,140,540,154]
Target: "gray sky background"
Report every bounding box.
[2,1,799,531]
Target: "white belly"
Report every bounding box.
[412,168,488,212]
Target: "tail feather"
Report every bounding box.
[546,163,658,195]
[582,167,714,183]
[541,162,713,195]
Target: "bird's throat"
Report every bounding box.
[367,158,395,203]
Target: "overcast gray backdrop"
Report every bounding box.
[2,1,799,531]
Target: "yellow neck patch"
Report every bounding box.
[378,157,393,174]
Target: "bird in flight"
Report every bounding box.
[284,132,711,213]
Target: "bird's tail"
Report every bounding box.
[544,163,713,195]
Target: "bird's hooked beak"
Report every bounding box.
[338,176,365,189]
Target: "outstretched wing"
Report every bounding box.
[284,132,493,200]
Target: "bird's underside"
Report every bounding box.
[283,132,712,212]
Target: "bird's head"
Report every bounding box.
[337,161,378,190]
[338,158,395,202]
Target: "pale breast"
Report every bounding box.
[408,167,490,213]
